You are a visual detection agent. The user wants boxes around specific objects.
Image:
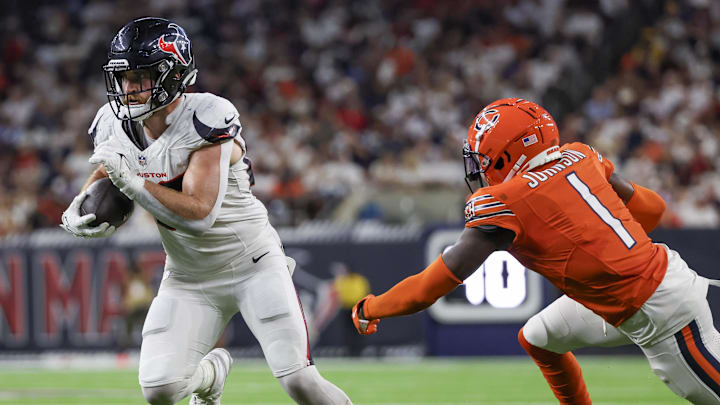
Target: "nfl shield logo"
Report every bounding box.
[138,155,147,167]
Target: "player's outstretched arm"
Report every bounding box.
[609,173,665,233]
[442,226,514,280]
[352,227,514,334]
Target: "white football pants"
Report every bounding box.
[138,224,312,389]
[522,245,720,404]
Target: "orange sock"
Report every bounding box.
[518,328,592,405]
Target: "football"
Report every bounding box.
[79,178,134,228]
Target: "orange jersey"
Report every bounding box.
[464,143,667,326]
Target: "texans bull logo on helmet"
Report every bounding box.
[158,23,192,66]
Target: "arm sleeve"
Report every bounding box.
[364,255,462,320]
[626,182,666,233]
[133,140,232,235]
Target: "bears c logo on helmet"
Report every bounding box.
[473,109,500,138]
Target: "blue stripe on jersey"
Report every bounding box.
[474,201,505,211]
[467,209,515,223]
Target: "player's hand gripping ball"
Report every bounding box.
[352,294,380,335]
[79,177,135,228]
[89,141,145,199]
[60,179,130,239]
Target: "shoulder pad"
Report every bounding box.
[88,103,113,145]
[191,93,242,144]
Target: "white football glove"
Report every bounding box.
[60,191,116,238]
[89,141,144,200]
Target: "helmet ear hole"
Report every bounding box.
[494,151,511,171]
[494,157,504,170]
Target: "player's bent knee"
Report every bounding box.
[141,381,188,405]
[522,314,550,348]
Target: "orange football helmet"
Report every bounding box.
[463,98,561,191]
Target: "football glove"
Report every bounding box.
[352,294,380,335]
[89,141,145,200]
[60,191,116,238]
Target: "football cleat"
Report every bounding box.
[190,348,233,405]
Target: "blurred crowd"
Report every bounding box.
[0,0,718,236]
[565,0,720,228]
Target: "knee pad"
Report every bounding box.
[522,314,550,349]
[141,381,189,405]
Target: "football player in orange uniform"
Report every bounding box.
[351,98,720,404]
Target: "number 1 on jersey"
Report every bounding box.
[566,172,636,249]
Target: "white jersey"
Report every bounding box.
[89,93,269,271]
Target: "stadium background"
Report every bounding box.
[1,0,720,403]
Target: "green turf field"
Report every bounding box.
[0,356,685,404]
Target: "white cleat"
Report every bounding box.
[190,348,233,405]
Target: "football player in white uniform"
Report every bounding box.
[61,17,353,405]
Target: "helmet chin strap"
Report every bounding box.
[502,146,562,183]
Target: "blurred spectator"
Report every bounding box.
[0,0,718,234]
[581,0,720,228]
[121,262,154,349]
[331,262,370,356]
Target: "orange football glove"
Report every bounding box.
[352,294,379,335]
